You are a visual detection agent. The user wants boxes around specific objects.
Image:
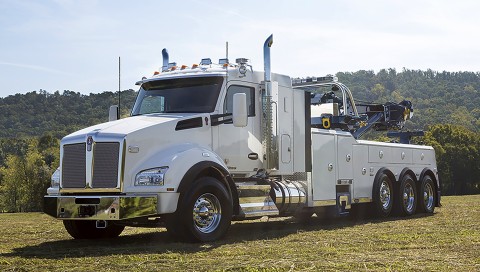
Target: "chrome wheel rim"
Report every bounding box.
[193,193,222,234]
[424,182,434,211]
[380,179,392,210]
[403,183,415,213]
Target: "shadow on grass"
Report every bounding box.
[2,210,435,259]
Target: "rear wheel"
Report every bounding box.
[63,220,125,239]
[165,177,232,242]
[417,175,436,213]
[372,172,394,217]
[395,174,417,216]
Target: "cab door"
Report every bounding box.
[213,82,263,173]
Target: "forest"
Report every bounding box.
[0,68,478,212]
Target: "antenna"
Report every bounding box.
[118,56,121,119]
[225,41,229,88]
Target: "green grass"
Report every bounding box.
[0,195,479,271]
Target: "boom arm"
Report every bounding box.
[293,76,415,139]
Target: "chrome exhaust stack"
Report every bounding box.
[161,48,169,72]
[262,34,278,170]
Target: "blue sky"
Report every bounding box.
[1,0,480,98]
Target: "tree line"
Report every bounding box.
[0,68,479,212]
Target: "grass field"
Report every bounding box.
[0,195,478,271]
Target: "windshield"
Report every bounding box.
[131,76,224,115]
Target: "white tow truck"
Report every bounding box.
[44,35,440,242]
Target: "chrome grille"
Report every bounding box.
[92,142,120,188]
[62,143,86,188]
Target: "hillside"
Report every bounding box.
[0,89,137,138]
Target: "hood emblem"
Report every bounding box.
[87,136,94,152]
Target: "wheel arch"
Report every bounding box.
[373,167,396,188]
[177,161,239,215]
[399,167,418,183]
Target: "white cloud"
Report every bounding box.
[0,61,74,76]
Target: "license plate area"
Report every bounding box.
[79,205,96,217]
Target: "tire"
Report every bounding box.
[395,174,417,216]
[417,175,436,213]
[63,220,125,239]
[165,177,232,242]
[372,172,394,217]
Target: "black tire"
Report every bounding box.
[417,175,436,213]
[372,172,394,217]
[63,220,125,239]
[395,174,417,216]
[165,177,232,242]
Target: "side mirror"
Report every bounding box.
[232,93,248,127]
[109,105,119,121]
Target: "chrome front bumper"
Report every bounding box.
[44,195,158,220]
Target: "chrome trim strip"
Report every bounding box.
[86,140,94,189]
[313,200,337,207]
[59,188,122,193]
[353,197,372,204]
[120,139,126,192]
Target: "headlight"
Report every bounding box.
[135,167,168,186]
[51,167,60,187]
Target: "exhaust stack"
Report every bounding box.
[161,48,169,72]
[262,34,278,170]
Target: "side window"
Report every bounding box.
[224,85,255,117]
[139,95,165,114]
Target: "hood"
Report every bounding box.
[63,113,203,141]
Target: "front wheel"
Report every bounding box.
[63,220,125,239]
[166,177,232,242]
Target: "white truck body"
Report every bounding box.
[44,36,440,242]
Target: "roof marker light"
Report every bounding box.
[181,65,188,70]
[192,64,199,69]
[200,58,212,65]
[153,71,160,75]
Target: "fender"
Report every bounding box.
[124,144,237,214]
[373,167,396,191]
[177,161,240,215]
[375,167,396,182]
[399,167,418,183]
[124,143,225,192]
